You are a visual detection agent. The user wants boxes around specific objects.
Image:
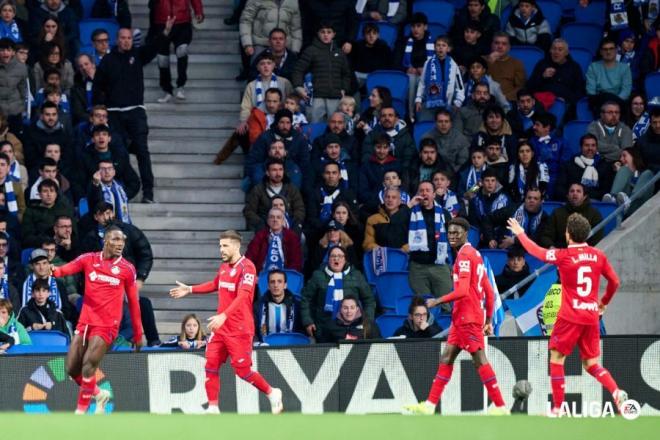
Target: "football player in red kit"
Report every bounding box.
[52,226,143,414]
[169,230,283,414]
[405,218,509,415]
[508,213,628,415]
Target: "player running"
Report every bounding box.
[169,230,283,414]
[507,213,628,416]
[405,218,509,415]
[52,226,143,414]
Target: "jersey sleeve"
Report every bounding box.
[52,254,86,277]
[517,232,560,263]
[440,253,471,304]
[482,267,495,319]
[124,269,143,344]
[600,254,620,305]
[222,264,256,319]
[191,274,219,294]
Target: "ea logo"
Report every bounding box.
[89,271,98,281]
[111,266,120,275]
[620,399,641,420]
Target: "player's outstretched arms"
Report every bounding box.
[170,281,192,298]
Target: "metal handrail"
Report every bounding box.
[500,170,660,300]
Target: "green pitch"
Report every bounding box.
[2,413,656,440]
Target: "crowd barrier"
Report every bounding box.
[1,336,658,415]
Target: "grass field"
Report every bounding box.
[3,413,656,440]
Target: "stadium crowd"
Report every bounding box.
[1,0,660,352]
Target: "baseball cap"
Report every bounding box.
[30,248,49,263]
[325,220,344,232]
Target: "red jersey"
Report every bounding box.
[54,252,143,341]
[444,243,494,325]
[518,234,619,325]
[191,256,257,336]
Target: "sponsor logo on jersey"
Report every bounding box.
[546,250,557,261]
[218,281,236,291]
[243,273,255,286]
[458,260,470,273]
[572,299,599,311]
[88,270,120,286]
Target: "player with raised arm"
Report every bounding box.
[52,225,143,414]
[507,213,627,416]
[405,217,509,415]
[169,230,283,414]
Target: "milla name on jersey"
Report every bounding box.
[570,253,598,264]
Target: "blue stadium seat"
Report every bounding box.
[560,23,603,56]
[257,269,304,298]
[79,19,119,46]
[644,72,660,100]
[5,345,68,354]
[525,254,544,271]
[429,308,452,330]
[558,0,576,17]
[542,200,563,216]
[548,99,566,127]
[509,46,545,79]
[576,97,592,120]
[570,48,593,76]
[357,22,398,49]
[413,121,434,149]
[500,4,512,30]
[574,0,607,26]
[263,332,311,346]
[412,1,455,29]
[303,122,327,142]
[363,248,409,286]
[21,247,34,266]
[480,249,509,275]
[395,295,415,315]
[446,0,466,7]
[468,226,480,247]
[78,197,89,217]
[27,330,69,346]
[591,201,618,235]
[366,70,409,103]
[392,98,407,119]
[562,120,591,159]
[376,314,407,338]
[81,0,95,19]
[537,0,562,33]
[375,271,414,310]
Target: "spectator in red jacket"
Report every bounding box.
[245,207,303,274]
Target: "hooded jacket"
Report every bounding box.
[17,297,69,335]
[326,307,381,342]
[393,314,442,338]
[421,126,471,173]
[0,58,27,116]
[505,7,552,49]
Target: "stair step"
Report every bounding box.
[146,102,239,113]
[154,177,241,188]
[151,163,241,178]
[151,127,234,139]
[147,113,238,129]
[150,138,240,155]
[145,88,239,104]
[144,78,244,89]
[133,215,245,231]
[146,295,218,311]
[155,310,216,323]
[131,5,234,16]
[151,189,245,204]
[148,268,219,284]
[151,153,217,163]
[151,242,221,259]
[144,63,240,79]
[130,202,244,213]
[133,17,236,31]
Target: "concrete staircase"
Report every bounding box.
[129,0,245,337]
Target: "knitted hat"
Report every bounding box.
[274,109,293,124]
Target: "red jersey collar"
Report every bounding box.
[98,251,123,265]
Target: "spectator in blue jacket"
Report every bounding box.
[358,133,402,213]
[312,133,357,193]
[530,112,569,199]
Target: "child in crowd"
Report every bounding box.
[338,95,358,135]
[400,12,433,118]
[0,298,31,346]
[381,170,410,204]
[162,314,207,350]
[349,22,393,81]
[459,147,488,196]
[452,20,489,74]
[284,93,308,131]
[505,0,552,51]
[17,278,69,335]
[0,1,21,43]
[463,57,510,111]
[432,169,460,217]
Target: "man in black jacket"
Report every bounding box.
[254,270,301,341]
[17,277,69,335]
[92,17,175,203]
[494,246,531,298]
[301,0,359,49]
[24,102,73,171]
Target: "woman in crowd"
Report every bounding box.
[603,147,655,215]
[508,140,549,202]
[325,295,381,342]
[393,296,442,339]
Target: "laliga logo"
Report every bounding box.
[546,399,641,419]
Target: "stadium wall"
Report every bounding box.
[1,337,659,415]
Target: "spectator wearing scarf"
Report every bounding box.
[306,160,358,234]
[240,53,292,123]
[314,133,357,192]
[469,168,511,232]
[507,141,549,203]
[21,249,62,310]
[87,159,132,224]
[0,152,25,220]
[463,57,510,111]
[300,245,375,342]
[556,134,613,201]
[530,112,570,200]
[244,207,303,275]
[407,181,453,298]
[399,12,433,119]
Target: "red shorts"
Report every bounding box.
[447,322,484,353]
[549,318,600,360]
[205,332,253,373]
[75,323,118,346]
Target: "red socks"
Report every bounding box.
[240,371,272,395]
[477,363,505,407]
[205,370,220,406]
[76,376,97,413]
[73,375,100,396]
[427,363,453,405]
[550,362,565,410]
[587,364,618,394]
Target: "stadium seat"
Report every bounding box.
[591,201,618,235]
[21,248,34,266]
[548,99,566,127]
[363,248,409,286]
[5,344,68,354]
[500,4,512,30]
[412,1,455,29]
[542,200,563,216]
[644,72,660,100]
[560,23,603,57]
[509,46,545,79]
[357,22,398,49]
[576,97,592,120]
[429,308,452,330]
[263,332,311,346]
[375,271,414,310]
[468,226,480,247]
[413,121,434,149]
[558,0,576,17]
[80,0,95,19]
[303,122,327,142]
[257,269,304,298]
[525,254,544,271]
[366,70,409,103]
[574,0,607,26]
[376,314,407,338]
[395,295,414,315]
[26,331,69,346]
[392,98,407,119]
[570,48,593,76]
[480,249,509,275]
[537,0,562,33]
[562,120,591,159]
[79,19,119,46]
[78,197,89,218]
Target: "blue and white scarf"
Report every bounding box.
[403,33,433,68]
[573,155,599,188]
[408,203,451,265]
[85,79,93,112]
[319,187,340,223]
[101,180,131,224]
[424,55,450,109]
[387,1,400,18]
[265,232,285,272]
[0,274,9,300]
[474,191,509,217]
[436,190,460,217]
[466,164,486,191]
[464,76,489,102]
[511,204,544,237]
[8,161,21,183]
[255,74,278,108]
[22,275,60,310]
[378,188,410,204]
[303,72,314,106]
[633,112,650,140]
[609,0,629,30]
[321,156,349,189]
[3,180,18,216]
[0,21,21,43]
[324,266,350,315]
[371,246,387,276]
